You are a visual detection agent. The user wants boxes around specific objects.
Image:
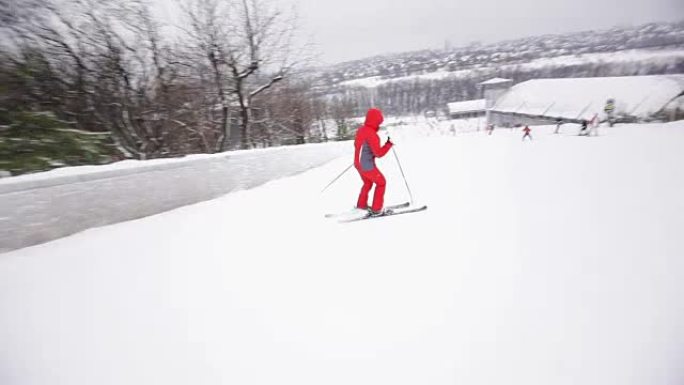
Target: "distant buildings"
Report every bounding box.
[447,99,486,119]
[447,75,684,126]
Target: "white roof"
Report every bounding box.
[480,78,513,86]
[447,99,486,114]
[491,75,684,120]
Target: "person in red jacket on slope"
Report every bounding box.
[354,108,393,215]
[522,125,532,141]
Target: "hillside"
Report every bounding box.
[309,21,684,117]
[316,21,684,86]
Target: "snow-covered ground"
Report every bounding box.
[1,121,683,385]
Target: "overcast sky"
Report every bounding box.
[278,0,683,64]
[154,0,683,65]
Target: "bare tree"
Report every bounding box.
[179,0,235,152]
[329,95,356,140]
[2,0,219,158]
[225,0,302,149]
[0,0,44,28]
[254,79,317,145]
[3,0,313,170]
[3,0,143,155]
[180,0,307,150]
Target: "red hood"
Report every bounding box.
[364,108,384,130]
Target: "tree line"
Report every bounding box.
[0,0,345,165]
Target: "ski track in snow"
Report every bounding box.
[1,122,683,385]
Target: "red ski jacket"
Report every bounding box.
[354,108,392,172]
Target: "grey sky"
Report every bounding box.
[281,0,683,64]
[152,0,683,65]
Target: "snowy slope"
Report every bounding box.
[1,121,683,385]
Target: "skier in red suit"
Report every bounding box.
[522,125,532,141]
[354,108,393,214]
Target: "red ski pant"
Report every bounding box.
[356,167,386,212]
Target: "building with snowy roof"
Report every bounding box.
[444,79,515,120]
[481,78,513,109]
[486,75,684,127]
[447,99,487,119]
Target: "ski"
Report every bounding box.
[324,202,410,218]
[338,205,428,223]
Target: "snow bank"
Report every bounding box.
[0,142,350,252]
[384,115,485,137]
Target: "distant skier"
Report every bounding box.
[554,118,563,134]
[579,120,589,136]
[604,98,615,127]
[487,124,495,135]
[589,113,600,136]
[522,125,532,141]
[354,108,393,215]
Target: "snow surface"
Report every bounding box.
[492,75,684,120]
[1,120,683,385]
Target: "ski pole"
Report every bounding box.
[391,146,414,205]
[321,163,353,193]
